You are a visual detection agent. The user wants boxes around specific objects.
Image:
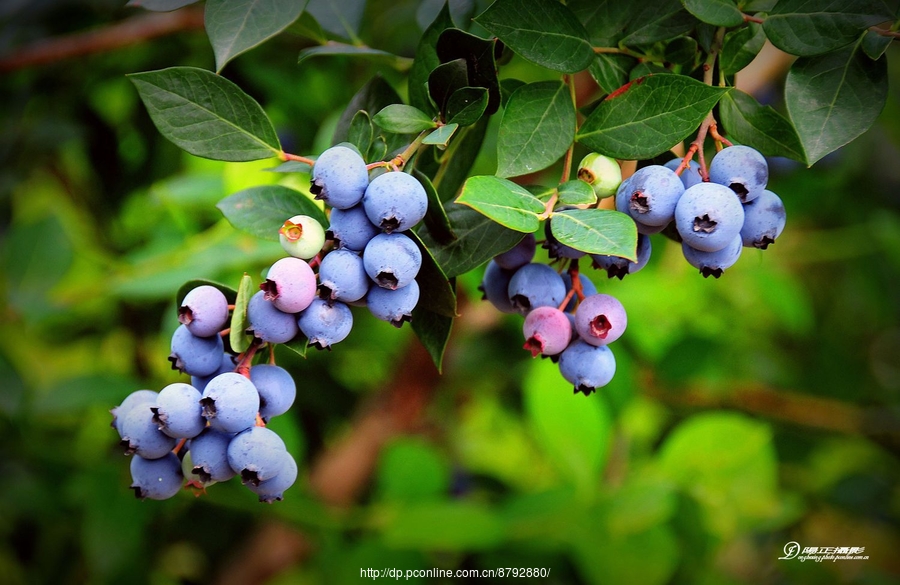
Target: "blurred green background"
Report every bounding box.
[2,1,900,584]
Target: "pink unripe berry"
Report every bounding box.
[522,306,572,357]
[574,293,627,346]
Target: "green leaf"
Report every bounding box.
[418,203,524,278]
[217,185,327,241]
[297,42,413,70]
[422,123,458,147]
[230,273,254,354]
[127,0,198,11]
[682,0,743,26]
[428,59,469,118]
[447,87,488,126]
[267,160,311,173]
[372,104,437,134]
[524,358,613,491]
[589,54,636,95]
[785,41,888,164]
[381,502,505,550]
[409,2,455,115]
[496,81,575,179]
[455,175,545,232]
[474,0,594,73]
[720,22,766,75]
[410,307,453,373]
[305,0,365,40]
[375,439,451,502]
[128,67,281,161]
[568,0,633,45]
[764,0,895,56]
[550,208,638,260]
[861,29,893,59]
[413,169,454,245]
[436,28,503,115]
[333,76,402,146]
[176,279,237,308]
[347,110,373,157]
[557,180,597,206]
[619,2,697,46]
[719,89,806,162]
[408,231,457,318]
[281,335,309,358]
[206,0,305,73]
[663,36,699,67]
[577,75,728,160]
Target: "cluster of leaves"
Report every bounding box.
[126,0,897,368]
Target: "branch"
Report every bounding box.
[0,7,205,72]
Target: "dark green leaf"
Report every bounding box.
[558,180,597,206]
[414,169,455,246]
[127,0,198,11]
[720,22,766,75]
[719,90,806,162]
[333,76,402,145]
[577,75,728,160]
[176,279,237,308]
[297,43,413,70]
[447,87,488,126]
[742,0,777,9]
[230,273,254,353]
[620,2,697,46]
[411,307,453,373]
[496,81,575,178]
[372,104,437,134]
[288,10,328,43]
[500,78,526,108]
[436,28,503,114]
[433,117,490,202]
[551,208,638,260]
[682,0,743,27]
[455,175,545,232]
[348,110,373,157]
[217,185,327,240]
[281,335,309,358]
[474,0,594,73]
[408,231,457,318]
[422,123,459,147]
[785,42,888,164]
[128,67,281,161]
[428,59,469,118]
[589,54,636,95]
[305,0,365,40]
[568,0,632,45]
[409,3,456,114]
[206,0,305,73]
[861,29,893,59]
[629,62,671,80]
[664,36,699,67]
[764,0,894,56]
[418,203,524,277]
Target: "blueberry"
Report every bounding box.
[558,340,617,395]
[130,453,183,500]
[664,158,703,189]
[227,426,287,486]
[188,428,236,483]
[507,263,567,315]
[591,232,652,279]
[494,233,536,271]
[248,450,297,503]
[178,285,229,338]
[261,257,317,314]
[577,153,622,198]
[111,389,158,438]
[362,171,428,233]
[363,232,422,290]
[544,217,586,259]
[740,189,785,249]
[250,364,296,421]
[615,165,684,227]
[168,324,225,377]
[297,298,353,350]
[367,279,420,327]
[151,382,205,439]
[310,145,368,209]
[191,353,237,393]
[708,145,768,203]
[327,204,380,251]
[279,214,326,260]
[682,234,743,278]
[675,182,745,252]
[560,272,597,313]
[120,402,177,459]
[200,372,260,433]
[247,290,299,344]
[522,306,572,357]
[574,293,627,346]
[318,249,369,303]
[479,260,517,314]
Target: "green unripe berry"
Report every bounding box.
[577,153,621,199]
[279,214,326,259]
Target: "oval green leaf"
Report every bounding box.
[297,42,413,70]
[682,0,743,27]
[557,180,597,206]
[455,175,545,233]
[206,0,305,73]
[372,104,437,134]
[720,22,766,75]
[217,185,327,241]
[230,273,254,354]
[719,89,806,162]
[447,87,488,126]
[550,208,637,260]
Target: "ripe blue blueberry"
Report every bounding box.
[130,453,183,500]
[247,290,299,344]
[261,257,317,314]
[318,249,369,303]
[191,353,236,393]
[591,232,651,279]
[574,293,627,346]
[120,402,177,459]
[522,306,572,357]
[740,189,786,249]
[507,263,567,315]
[363,232,422,290]
[178,285,229,338]
[168,324,225,377]
[682,234,743,278]
[297,298,353,350]
[362,171,428,233]
[558,340,617,395]
[152,382,205,439]
[112,389,158,438]
[250,364,296,421]
[248,450,297,503]
[310,145,368,209]
[664,157,703,189]
[615,165,684,227]
[675,182,745,252]
[494,233,536,271]
[367,279,420,327]
[200,372,260,434]
[479,260,517,314]
[708,145,768,203]
[327,204,380,252]
[227,426,287,486]
[188,428,237,483]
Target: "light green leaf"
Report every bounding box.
[381,502,506,550]
[297,42,413,70]
[230,273,254,353]
[206,0,306,73]
[551,208,638,260]
[557,180,597,206]
[422,123,459,147]
[217,185,327,240]
[455,175,545,232]
[372,104,437,134]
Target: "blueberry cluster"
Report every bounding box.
[480,236,626,396]
[617,145,787,278]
